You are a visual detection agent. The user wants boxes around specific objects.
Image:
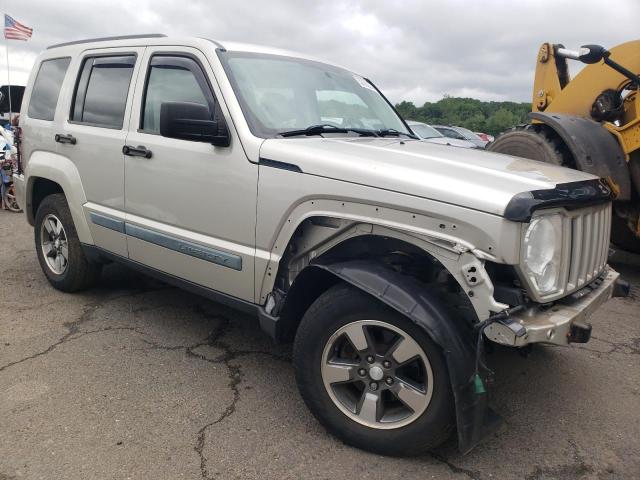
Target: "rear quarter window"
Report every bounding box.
[27,57,71,121]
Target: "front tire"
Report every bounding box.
[34,194,102,292]
[293,283,454,456]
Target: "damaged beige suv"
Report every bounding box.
[14,34,629,455]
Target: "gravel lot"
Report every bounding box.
[1,209,638,480]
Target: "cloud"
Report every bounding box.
[2,0,639,105]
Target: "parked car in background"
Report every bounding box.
[407,121,478,149]
[475,132,494,143]
[434,125,487,148]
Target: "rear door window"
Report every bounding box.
[71,55,136,129]
[27,57,71,121]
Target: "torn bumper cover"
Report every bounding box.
[484,268,626,347]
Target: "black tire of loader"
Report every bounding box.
[611,214,640,254]
[487,127,567,166]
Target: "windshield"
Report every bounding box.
[410,123,443,139]
[220,51,410,138]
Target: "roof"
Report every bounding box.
[47,33,167,49]
[44,34,348,71]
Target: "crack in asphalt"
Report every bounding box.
[0,301,101,374]
[0,287,167,374]
[125,303,287,480]
[0,325,146,374]
[524,440,595,480]
[576,335,640,357]
[188,313,242,480]
[187,306,287,480]
[430,453,483,480]
[546,334,640,358]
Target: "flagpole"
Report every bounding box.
[5,34,11,117]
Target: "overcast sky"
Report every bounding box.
[3,0,639,105]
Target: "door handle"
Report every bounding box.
[54,133,77,145]
[122,145,152,158]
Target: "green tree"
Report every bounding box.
[395,101,418,120]
[396,97,531,136]
[485,108,520,135]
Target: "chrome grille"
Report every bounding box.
[566,203,611,292]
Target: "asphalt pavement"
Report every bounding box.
[1,210,638,480]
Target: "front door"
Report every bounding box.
[124,46,258,302]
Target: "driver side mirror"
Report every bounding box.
[160,101,230,147]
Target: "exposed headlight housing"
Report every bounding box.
[522,214,564,296]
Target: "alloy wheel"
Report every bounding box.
[321,319,434,429]
[40,213,69,275]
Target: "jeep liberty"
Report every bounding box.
[13,34,629,455]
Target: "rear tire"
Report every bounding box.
[293,283,454,456]
[34,193,102,292]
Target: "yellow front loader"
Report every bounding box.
[488,41,640,253]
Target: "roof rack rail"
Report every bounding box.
[47,33,167,50]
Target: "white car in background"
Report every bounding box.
[434,125,488,148]
[407,121,478,149]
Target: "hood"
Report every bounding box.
[259,137,597,217]
[422,137,478,149]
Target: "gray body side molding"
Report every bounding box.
[295,260,500,454]
[87,212,242,271]
[530,112,631,200]
[125,224,243,271]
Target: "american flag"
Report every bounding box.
[4,14,32,41]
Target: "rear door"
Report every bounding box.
[123,46,258,302]
[59,47,145,257]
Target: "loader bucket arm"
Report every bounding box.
[534,40,640,117]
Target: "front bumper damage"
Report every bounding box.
[484,268,627,347]
[277,260,628,454]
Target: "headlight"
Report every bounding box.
[523,214,563,295]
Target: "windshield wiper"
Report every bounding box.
[278,124,378,138]
[376,128,418,139]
